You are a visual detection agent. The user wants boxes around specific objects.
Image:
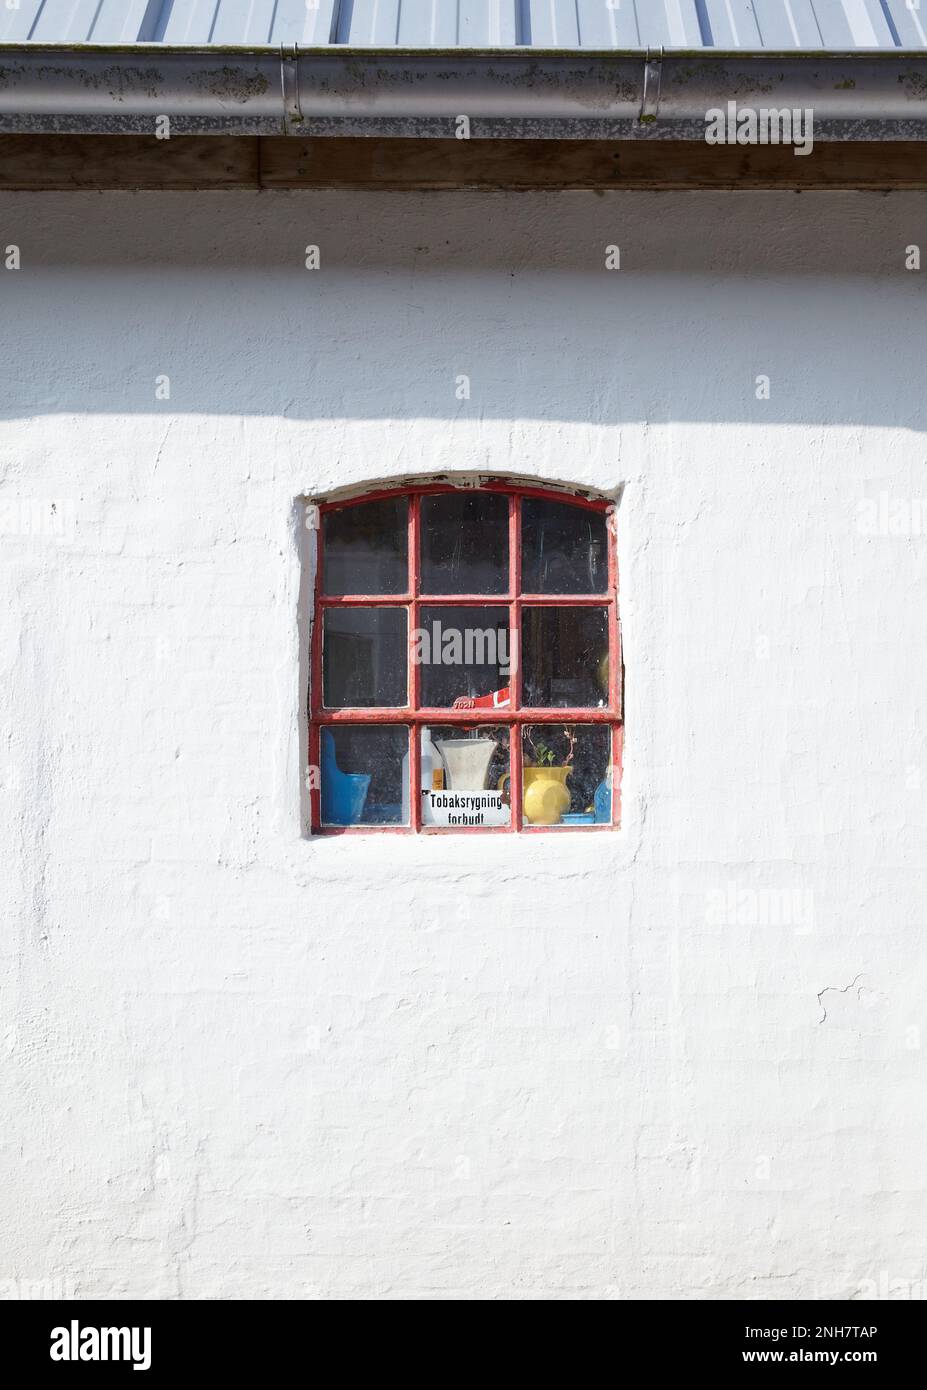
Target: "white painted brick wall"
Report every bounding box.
[1,190,925,1299]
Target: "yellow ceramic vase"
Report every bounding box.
[522,766,571,826]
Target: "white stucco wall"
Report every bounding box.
[1,188,925,1301]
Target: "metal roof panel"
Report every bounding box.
[2,0,925,48]
[0,0,42,42]
[272,0,339,44]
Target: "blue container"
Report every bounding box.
[594,779,612,824]
[321,730,371,826]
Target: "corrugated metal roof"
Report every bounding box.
[0,1,924,50]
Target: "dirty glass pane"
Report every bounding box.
[322,497,408,595]
[321,725,407,826]
[521,725,611,827]
[521,497,608,594]
[420,725,510,827]
[417,605,511,709]
[521,606,609,708]
[322,607,407,708]
[421,492,509,594]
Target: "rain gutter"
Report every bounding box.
[0,45,925,140]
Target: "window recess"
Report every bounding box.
[309,484,622,834]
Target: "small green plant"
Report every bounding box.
[526,729,576,768]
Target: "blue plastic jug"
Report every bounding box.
[321,730,371,826]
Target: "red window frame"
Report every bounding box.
[309,482,623,834]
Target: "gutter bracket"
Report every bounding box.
[640,47,663,124]
[281,44,302,133]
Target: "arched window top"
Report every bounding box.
[309,482,622,834]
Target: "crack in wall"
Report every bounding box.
[817,973,864,1025]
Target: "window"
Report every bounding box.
[309,483,622,833]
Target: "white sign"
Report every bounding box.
[424,790,508,828]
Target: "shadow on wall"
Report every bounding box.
[0,189,925,430]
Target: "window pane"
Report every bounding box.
[417,605,511,709]
[322,497,408,595]
[522,606,609,708]
[521,497,608,594]
[321,725,407,826]
[421,493,509,594]
[522,725,611,826]
[420,725,510,827]
[322,607,407,708]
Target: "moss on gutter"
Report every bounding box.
[1,43,925,60]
